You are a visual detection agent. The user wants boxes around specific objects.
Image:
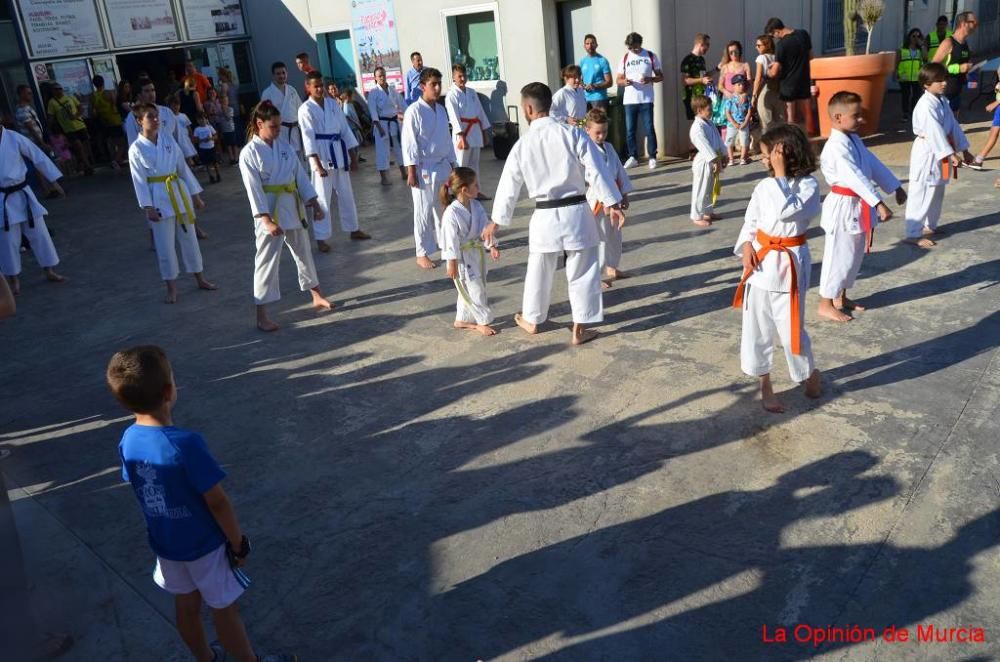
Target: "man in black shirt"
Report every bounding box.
[765,17,813,127]
[932,11,977,114]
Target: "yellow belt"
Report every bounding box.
[711,150,723,205]
[454,238,487,308]
[147,173,195,229]
[262,182,307,228]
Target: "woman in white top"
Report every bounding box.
[751,34,786,133]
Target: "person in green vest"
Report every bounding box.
[895,28,926,121]
[926,15,952,61]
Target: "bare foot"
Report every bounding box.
[817,300,852,322]
[709,213,723,220]
[44,268,65,283]
[195,276,217,291]
[514,312,538,334]
[257,318,280,332]
[904,236,936,248]
[761,379,785,413]
[317,240,332,253]
[164,292,177,304]
[692,218,712,227]
[804,369,822,399]
[195,226,208,240]
[571,325,599,345]
[606,267,630,280]
[416,256,436,269]
[601,280,612,290]
[350,230,372,240]
[839,296,865,312]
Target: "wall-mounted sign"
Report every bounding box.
[19,0,106,57]
[105,0,179,48]
[351,0,403,92]
[181,0,246,41]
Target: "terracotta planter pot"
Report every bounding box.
[811,52,896,137]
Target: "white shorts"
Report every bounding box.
[153,543,248,609]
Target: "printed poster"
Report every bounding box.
[104,0,179,48]
[18,0,105,57]
[351,0,403,92]
[180,0,245,40]
[52,59,93,97]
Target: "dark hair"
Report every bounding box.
[764,17,785,34]
[919,62,948,86]
[520,82,552,112]
[295,52,309,61]
[92,75,105,88]
[584,33,597,42]
[132,101,158,118]
[271,61,286,74]
[756,34,775,54]
[561,64,582,78]
[585,107,608,126]
[305,70,324,84]
[904,28,922,48]
[452,63,466,74]
[410,51,422,61]
[759,124,816,178]
[247,100,281,143]
[195,111,208,121]
[936,15,949,24]
[625,32,643,48]
[137,77,154,91]
[420,67,442,85]
[689,94,712,113]
[438,166,477,208]
[16,83,30,95]
[106,346,172,413]
[373,66,386,76]
[827,90,862,117]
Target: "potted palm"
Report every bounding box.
[811,0,895,137]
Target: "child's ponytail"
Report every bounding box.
[245,100,281,145]
[439,166,478,208]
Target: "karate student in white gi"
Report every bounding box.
[817,92,907,322]
[127,103,216,304]
[298,70,370,252]
[550,65,588,126]
[0,123,66,295]
[439,167,500,336]
[482,82,624,346]
[239,101,332,332]
[904,62,974,249]
[260,62,304,157]
[732,124,822,413]
[584,108,632,284]
[445,64,491,180]
[689,95,726,227]
[168,96,198,166]
[402,67,455,269]
[368,66,407,185]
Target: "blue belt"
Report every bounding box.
[315,133,349,171]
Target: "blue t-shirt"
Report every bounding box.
[723,94,752,126]
[119,424,227,562]
[580,54,612,102]
[992,105,1000,127]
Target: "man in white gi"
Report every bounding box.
[261,62,304,156]
[299,70,370,252]
[818,91,906,322]
[368,66,407,185]
[445,64,491,180]
[482,82,624,346]
[904,62,973,248]
[402,67,455,269]
[0,123,66,295]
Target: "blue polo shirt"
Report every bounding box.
[580,54,611,102]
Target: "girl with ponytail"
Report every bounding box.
[438,166,500,336]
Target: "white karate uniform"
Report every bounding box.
[402,98,454,257]
[368,84,405,172]
[689,116,724,220]
[125,104,180,148]
[492,116,621,325]
[550,85,588,124]
[445,86,491,173]
[904,91,969,238]
[586,141,633,270]
[0,129,62,276]
[734,176,821,383]
[440,199,496,325]
[174,112,198,159]
[818,129,901,299]
[128,134,204,281]
[261,83,304,154]
[298,96,360,239]
[239,136,320,305]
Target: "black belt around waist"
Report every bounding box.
[535,194,587,210]
[281,121,298,127]
[1,180,35,232]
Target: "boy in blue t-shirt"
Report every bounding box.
[723,74,753,165]
[107,346,294,662]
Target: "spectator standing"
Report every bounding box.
[681,34,713,119]
[718,41,751,99]
[927,15,952,61]
[182,60,211,103]
[295,52,316,95]
[404,52,424,106]
[932,11,977,114]
[765,17,814,129]
[91,75,126,169]
[14,85,48,150]
[178,79,202,123]
[580,34,612,111]
[46,82,95,175]
[117,80,134,121]
[896,29,927,121]
[751,35,786,133]
[616,32,663,170]
[218,67,240,141]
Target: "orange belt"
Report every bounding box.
[732,229,808,355]
[592,179,623,216]
[830,185,876,253]
[459,117,481,138]
[941,157,955,181]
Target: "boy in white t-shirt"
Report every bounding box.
[192,114,221,184]
[615,32,663,170]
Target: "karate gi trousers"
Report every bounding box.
[597,214,623,270]
[253,223,319,305]
[690,161,715,219]
[375,121,403,172]
[818,231,866,299]
[741,282,816,383]
[151,217,202,281]
[311,169,359,240]
[523,246,602,325]
[411,160,451,257]
[0,218,59,276]
[454,145,482,175]
[454,261,493,326]
[903,183,945,238]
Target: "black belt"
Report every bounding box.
[535,194,587,210]
[281,122,299,142]
[379,116,398,149]
[1,180,35,232]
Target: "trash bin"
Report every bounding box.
[607,94,626,158]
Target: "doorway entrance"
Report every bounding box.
[557,0,592,69]
[317,30,358,90]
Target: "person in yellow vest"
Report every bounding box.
[895,28,927,121]
[45,83,95,175]
[926,16,952,61]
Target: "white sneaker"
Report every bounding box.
[623,156,638,169]
[648,158,657,170]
